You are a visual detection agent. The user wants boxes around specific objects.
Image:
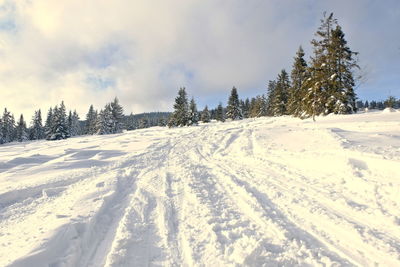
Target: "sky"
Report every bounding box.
[0,0,399,119]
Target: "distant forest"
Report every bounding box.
[0,12,398,145]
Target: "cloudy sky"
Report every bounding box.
[0,0,399,118]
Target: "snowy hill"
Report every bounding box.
[1,111,399,266]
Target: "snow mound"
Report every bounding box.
[382,107,397,113]
[1,112,400,266]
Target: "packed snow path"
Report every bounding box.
[1,111,400,266]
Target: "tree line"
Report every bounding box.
[168,12,397,127]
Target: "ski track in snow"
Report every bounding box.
[1,111,400,266]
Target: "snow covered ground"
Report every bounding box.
[1,110,399,266]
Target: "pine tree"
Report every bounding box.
[1,108,15,143]
[30,109,44,140]
[226,87,242,120]
[266,80,277,116]
[97,104,113,135]
[168,87,189,127]
[306,12,358,118]
[16,114,28,142]
[45,107,54,139]
[328,25,358,114]
[288,46,309,116]
[215,102,225,122]
[188,97,199,126]
[384,96,396,108]
[201,106,211,123]
[240,98,251,118]
[139,117,149,129]
[85,105,98,135]
[270,70,290,116]
[70,110,81,136]
[48,101,68,140]
[67,110,73,137]
[110,97,124,133]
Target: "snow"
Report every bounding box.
[1,111,400,266]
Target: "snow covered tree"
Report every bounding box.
[306,12,358,117]
[226,87,242,120]
[110,97,124,133]
[30,109,44,140]
[44,107,54,139]
[47,101,69,140]
[270,70,290,116]
[188,97,199,126]
[168,87,189,127]
[288,46,309,117]
[85,105,98,135]
[266,80,277,116]
[240,98,251,119]
[16,114,28,142]
[215,102,225,122]
[250,95,268,117]
[139,117,149,129]
[1,108,15,143]
[97,104,113,135]
[201,105,211,123]
[68,110,81,136]
[384,96,396,108]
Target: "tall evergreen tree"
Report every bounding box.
[44,107,54,139]
[97,104,113,135]
[201,105,211,123]
[85,105,98,135]
[110,97,124,133]
[328,25,358,113]
[270,70,290,116]
[215,102,225,122]
[266,80,277,116]
[47,101,68,140]
[168,87,189,127]
[306,12,358,118]
[16,114,28,142]
[1,108,15,143]
[226,87,242,120]
[30,109,44,140]
[69,110,81,136]
[188,97,199,126]
[288,46,309,116]
[240,98,251,119]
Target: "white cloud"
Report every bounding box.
[0,0,399,120]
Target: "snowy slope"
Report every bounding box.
[1,111,399,266]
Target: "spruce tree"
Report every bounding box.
[16,114,28,142]
[70,110,81,136]
[328,25,358,114]
[48,101,68,140]
[97,104,113,135]
[215,103,225,122]
[85,105,98,135]
[110,97,124,133]
[201,106,211,123]
[30,109,44,140]
[1,108,15,143]
[226,87,242,120]
[288,46,309,117]
[45,107,54,140]
[266,80,277,116]
[168,87,189,127]
[188,97,199,126]
[306,12,358,117]
[270,70,290,116]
